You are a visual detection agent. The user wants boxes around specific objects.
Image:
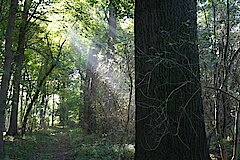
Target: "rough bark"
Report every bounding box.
[135,0,210,159]
[0,0,18,156]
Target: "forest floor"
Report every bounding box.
[53,131,73,160]
[4,126,134,160]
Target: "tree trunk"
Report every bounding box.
[20,82,24,126]
[7,0,29,136]
[21,40,65,134]
[231,103,240,160]
[0,0,18,156]
[83,44,101,133]
[135,0,210,159]
[22,62,55,135]
[39,92,46,129]
[108,0,116,56]
[100,0,118,133]
[52,94,55,126]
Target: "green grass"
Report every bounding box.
[4,127,134,160]
[5,129,57,160]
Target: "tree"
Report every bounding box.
[7,0,30,136]
[198,0,240,158]
[0,0,18,156]
[21,38,66,135]
[135,0,210,159]
[82,44,100,133]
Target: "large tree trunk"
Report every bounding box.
[135,0,210,159]
[0,0,18,156]
[7,0,29,136]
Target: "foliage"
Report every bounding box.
[4,127,134,160]
[5,129,57,160]
[1,0,240,158]
[0,0,135,157]
[198,0,240,159]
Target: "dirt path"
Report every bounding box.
[53,131,74,160]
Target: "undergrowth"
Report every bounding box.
[4,127,134,160]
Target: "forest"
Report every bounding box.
[0,0,239,159]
